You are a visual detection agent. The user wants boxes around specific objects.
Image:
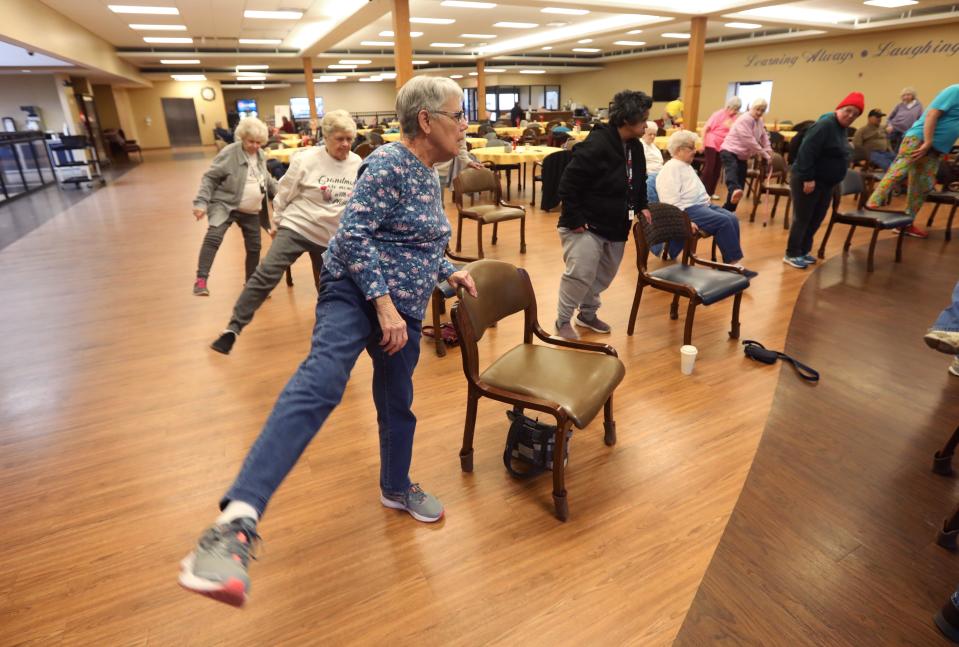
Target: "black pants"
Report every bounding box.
[196,210,262,281]
[786,175,835,258]
[720,151,747,212]
[701,147,722,196]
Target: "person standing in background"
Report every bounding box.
[663,98,684,129]
[700,96,743,198]
[719,98,773,213]
[886,87,923,153]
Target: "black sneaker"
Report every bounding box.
[211,330,237,355]
[935,588,959,642]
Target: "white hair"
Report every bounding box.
[321,109,356,138]
[234,116,268,143]
[646,120,658,132]
[396,76,463,138]
[667,130,699,156]
[726,96,743,111]
[901,86,917,98]
[750,98,768,110]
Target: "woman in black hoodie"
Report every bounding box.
[555,89,652,339]
[784,92,863,269]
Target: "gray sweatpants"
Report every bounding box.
[556,227,625,324]
[227,227,326,334]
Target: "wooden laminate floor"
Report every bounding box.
[0,147,951,646]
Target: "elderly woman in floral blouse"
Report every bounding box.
[178,76,477,607]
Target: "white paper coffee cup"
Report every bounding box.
[680,345,698,374]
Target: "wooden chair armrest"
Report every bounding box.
[533,325,618,356]
[446,249,478,263]
[691,256,746,274]
[498,200,527,211]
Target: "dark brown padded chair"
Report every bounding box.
[453,167,526,258]
[427,246,477,357]
[749,153,792,229]
[816,169,912,272]
[925,190,959,241]
[627,202,751,345]
[354,142,373,159]
[450,259,626,521]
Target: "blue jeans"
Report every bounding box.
[222,269,422,516]
[658,203,744,264]
[933,280,959,333]
[870,150,896,170]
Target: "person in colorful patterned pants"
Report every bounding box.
[867,84,959,239]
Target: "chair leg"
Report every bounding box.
[749,188,762,222]
[895,227,905,263]
[459,391,479,472]
[552,419,572,521]
[769,194,780,225]
[669,294,681,320]
[784,197,791,230]
[492,222,498,245]
[520,216,527,254]
[843,225,857,253]
[818,217,835,259]
[938,503,959,551]
[683,300,697,346]
[729,292,742,339]
[627,282,645,336]
[505,169,512,201]
[933,424,959,476]
[476,222,485,259]
[431,292,445,357]
[927,202,941,228]
[456,214,464,252]
[946,203,957,242]
[285,267,294,286]
[866,227,880,272]
[711,238,718,262]
[603,396,616,446]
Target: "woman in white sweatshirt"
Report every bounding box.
[211,110,363,354]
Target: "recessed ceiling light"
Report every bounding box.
[577,38,593,43]
[572,47,600,52]
[469,72,478,76]
[477,14,665,57]
[359,77,383,82]
[317,75,346,82]
[724,21,762,28]
[613,40,646,46]
[450,74,464,78]
[339,59,371,64]
[328,64,357,69]
[542,7,589,14]
[237,76,267,81]
[411,17,456,24]
[250,85,264,89]
[171,74,206,80]
[21,69,31,73]
[461,33,497,38]
[361,40,394,46]
[144,36,192,43]
[485,67,507,72]
[627,29,643,34]
[243,10,303,19]
[239,38,282,44]
[494,21,539,28]
[161,59,200,64]
[430,42,465,47]
[545,21,569,27]
[412,60,430,64]
[129,23,186,30]
[520,69,545,74]
[441,0,496,7]
[236,64,269,70]
[109,5,179,14]
[541,46,553,50]
[382,72,397,79]
[863,0,917,6]
[235,71,266,76]
[379,31,423,37]
[662,32,691,38]
[731,6,857,23]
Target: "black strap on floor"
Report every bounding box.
[742,340,820,382]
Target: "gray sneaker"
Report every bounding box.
[926,330,959,355]
[178,517,260,606]
[381,483,444,522]
[803,254,818,265]
[554,320,580,340]
[574,312,611,334]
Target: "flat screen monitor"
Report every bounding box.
[236,99,257,117]
[289,97,324,120]
[652,79,681,102]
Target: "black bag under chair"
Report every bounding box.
[503,410,572,479]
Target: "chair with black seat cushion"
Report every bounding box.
[531,148,571,210]
[450,258,626,521]
[427,246,477,357]
[816,168,913,271]
[627,202,751,345]
[453,167,526,258]
[926,190,959,241]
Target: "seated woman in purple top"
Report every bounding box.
[177,76,477,607]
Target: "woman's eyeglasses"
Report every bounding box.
[431,110,467,122]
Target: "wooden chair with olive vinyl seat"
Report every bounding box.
[427,246,477,357]
[627,202,751,346]
[816,168,912,272]
[453,167,526,259]
[450,259,626,521]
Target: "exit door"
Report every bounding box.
[161,97,201,146]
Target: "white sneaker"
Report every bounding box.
[926,330,959,355]
[950,358,959,377]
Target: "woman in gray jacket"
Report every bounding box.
[191,117,278,296]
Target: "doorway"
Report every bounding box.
[161,98,201,146]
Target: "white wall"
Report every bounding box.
[0,74,67,132]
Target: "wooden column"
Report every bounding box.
[392,0,414,89]
[302,57,318,132]
[476,59,486,121]
[683,16,707,130]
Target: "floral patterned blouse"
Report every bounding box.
[324,142,456,318]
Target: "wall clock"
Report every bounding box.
[200,86,216,102]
